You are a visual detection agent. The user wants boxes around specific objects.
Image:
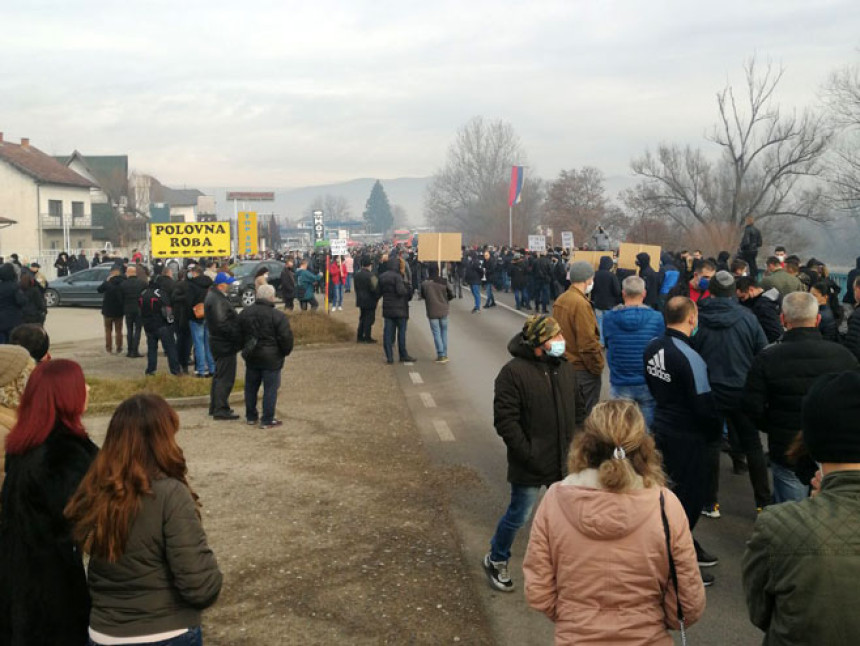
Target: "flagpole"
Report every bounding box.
[508,204,513,248]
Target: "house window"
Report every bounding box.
[72,202,84,218]
[48,200,63,218]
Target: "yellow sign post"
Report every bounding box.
[150,222,231,258]
[238,211,259,256]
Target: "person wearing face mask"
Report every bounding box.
[553,262,604,416]
[482,314,585,593]
[686,260,716,303]
[645,297,723,588]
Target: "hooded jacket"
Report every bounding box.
[636,253,660,308]
[379,258,411,319]
[659,253,679,295]
[420,277,454,319]
[552,286,605,375]
[493,335,584,486]
[98,274,126,319]
[524,472,705,645]
[590,256,621,311]
[603,305,666,387]
[741,287,783,344]
[187,274,213,322]
[238,299,294,370]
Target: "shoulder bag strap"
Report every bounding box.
[660,490,687,645]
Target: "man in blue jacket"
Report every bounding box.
[602,276,665,427]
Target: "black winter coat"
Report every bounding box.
[379,264,410,319]
[119,276,146,315]
[510,261,527,289]
[636,253,660,308]
[205,288,241,358]
[238,300,294,370]
[844,307,860,362]
[171,279,191,329]
[818,304,839,343]
[0,428,99,646]
[0,267,25,334]
[98,275,125,318]
[353,268,379,309]
[743,328,858,468]
[591,256,621,311]
[20,285,46,324]
[741,288,783,344]
[463,256,482,285]
[279,267,296,301]
[493,335,584,487]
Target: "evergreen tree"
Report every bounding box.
[363,180,394,233]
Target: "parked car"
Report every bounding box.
[227,260,285,307]
[45,265,113,307]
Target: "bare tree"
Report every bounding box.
[544,167,618,244]
[825,61,860,212]
[306,194,351,221]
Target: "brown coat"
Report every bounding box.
[524,471,705,645]
[552,286,604,375]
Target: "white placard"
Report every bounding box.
[528,235,546,252]
[330,238,348,256]
[561,231,574,250]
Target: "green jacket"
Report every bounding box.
[742,471,860,645]
[759,269,804,297]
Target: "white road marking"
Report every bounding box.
[482,293,529,318]
[409,371,424,385]
[433,419,456,442]
[420,392,437,408]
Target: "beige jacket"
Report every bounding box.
[552,287,604,375]
[524,470,705,645]
[0,405,16,491]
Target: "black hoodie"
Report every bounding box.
[636,252,660,308]
[591,256,621,310]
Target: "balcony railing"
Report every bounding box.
[40,213,93,228]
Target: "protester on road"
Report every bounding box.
[464,251,483,313]
[296,259,322,311]
[0,359,98,645]
[0,263,25,344]
[239,284,294,429]
[65,394,222,646]
[636,252,660,309]
[171,269,192,374]
[344,253,354,293]
[140,275,181,377]
[19,271,46,326]
[484,315,584,593]
[743,370,860,645]
[354,256,379,343]
[735,277,783,344]
[120,265,146,358]
[280,258,296,311]
[420,264,454,363]
[329,257,345,311]
[205,272,242,420]
[552,261,604,416]
[591,255,621,344]
[379,257,415,363]
[98,267,126,354]
[187,265,216,378]
[524,400,705,645]
[602,276,665,427]
[743,292,858,503]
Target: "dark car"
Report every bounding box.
[45,265,113,307]
[227,260,285,307]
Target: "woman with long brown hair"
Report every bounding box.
[523,400,705,645]
[65,393,221,646]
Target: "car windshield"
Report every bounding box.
[231,263,258,278]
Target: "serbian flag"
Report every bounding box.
[508,166,524,206]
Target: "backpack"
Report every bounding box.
[140,286,173,326]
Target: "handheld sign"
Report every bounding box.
[150,222,231,258]
[528,235,546,253]
[561,231,574,250]
[417,233,462,262]
[617,242,662,271]
[330,238,348,256]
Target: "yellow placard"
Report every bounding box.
[238,211,259,256]
[572,250,610,270]
[617,242,662,271]
[417,233,463,262]
[150,222,231,258]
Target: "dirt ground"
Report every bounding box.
[73,313,494,645]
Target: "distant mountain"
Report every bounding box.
[205,177,430,226]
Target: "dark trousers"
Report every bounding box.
[383,317,408,361]
[740,251,759,280]
[574,369,602,417]
[210,353,237,415]
[657,432,707,532]
[245,366,281,423]
[283,298,294,311]
[103,316,123,352]
[145,325,180,375]
[357,307,376,341]
[176,323,192,371]
[299,297,319,311]
[125,311,142,354]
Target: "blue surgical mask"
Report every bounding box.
[698,277,710,290]
[547,340,566,357]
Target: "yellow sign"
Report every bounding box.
[617,242,662,271]
[238,211,259,256]
[150,222,231,258]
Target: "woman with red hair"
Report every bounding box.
[0,359,97,646]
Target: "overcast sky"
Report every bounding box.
[1,0,858,190]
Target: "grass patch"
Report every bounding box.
[87,374,243,411]
[287,309,354,345]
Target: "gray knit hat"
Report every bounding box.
[708,270,736,297]
[0,345,31,387]
[569,261,595,283]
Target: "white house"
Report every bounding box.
[0,133,97,258]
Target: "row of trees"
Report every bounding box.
[304,181,407,234]
[425,55,860,256]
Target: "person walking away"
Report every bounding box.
[0,359,98,645]
[205,273,241,420]
[238,284,294,429]
[602,276,665,427]
[844,277,860,361]
[140,275,181,377]
[645,296,723,587]
[743,370,860,645]
[354,256,379,343]
[464,251,483,313]
[296,259,322,311]
[533,253,553,314]
[552,261,604,416]
[736,277,783,344]
[420,264,454,363]
[591,255,621,345]
[171,269,192,374]
[98,267,126,354]
[692,271,770,516]
[379,257,415,363]
[19,272,46,326]
[484,315,584,592]
[279,258,296,311]
[0,264,25,344]
[120,265,146,357]
[65,394,222,646]
[187,265,216,378]
[636,253,660,309]
[524,400,705,644]
[738,216,763,279]
[509,253,528,310]
[743,292,858,503]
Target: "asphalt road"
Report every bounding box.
[397,286,764,646]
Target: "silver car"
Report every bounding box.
[45,265,113,307]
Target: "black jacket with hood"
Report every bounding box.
[590,256,621,311]
[741,288,783,344]
[379,258,411,319]
[98,274,126,318]
[187,274,213,322]
[493,334,584,487]
[238,299,294,370]
[636,252,660,308]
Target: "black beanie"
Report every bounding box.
[802,371,860,463]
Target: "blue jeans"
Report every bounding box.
[428,317,448,358]
[595,309,606,345]
[345,273,353,292]
[146,325,180,375]
[331,283,343,307]
[90,626,202,646]
[190,321,216,376]
[484,282,495,306]
[772,462,809,503]
[610,383,656,429]
[513,288,525,309]
[490,484,542,562]
[245,366,281,423]
[383,317,408,361]
[535,283,550,312]
[470,284,481,310]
